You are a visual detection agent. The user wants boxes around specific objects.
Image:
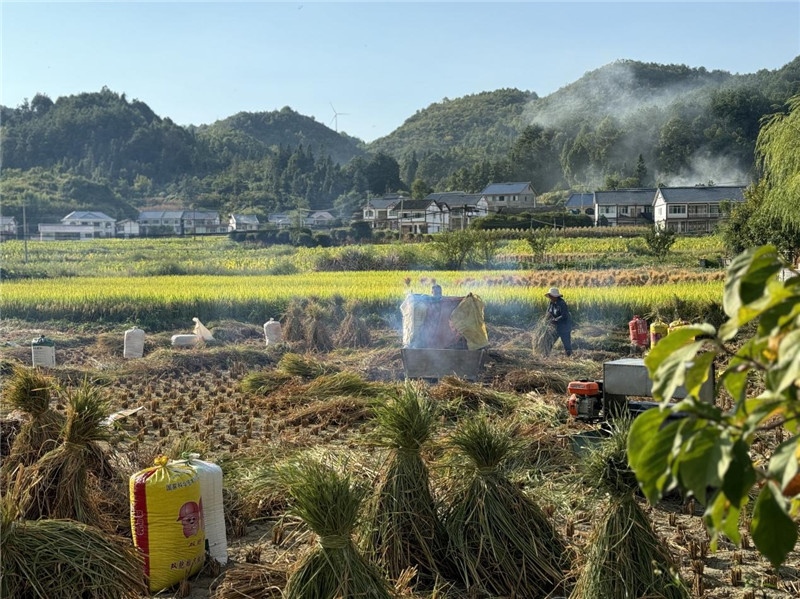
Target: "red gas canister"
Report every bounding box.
[628,316,649,347]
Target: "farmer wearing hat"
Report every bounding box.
[545,287,572,356]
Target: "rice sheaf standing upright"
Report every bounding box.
[365,382,456,589]
[569,418,690,599]
[442,414,570,597]
[278,456,396,599]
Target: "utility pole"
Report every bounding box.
[22,198,28,264]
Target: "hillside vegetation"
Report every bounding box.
[1,57,799,227]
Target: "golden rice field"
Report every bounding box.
[0,271,724,330]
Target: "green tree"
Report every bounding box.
[473,229,502,268]
[365,152,402,195]
[431,230,477,269]
[628,97,800,568]
[524,227,556,263]
[410,178,433,200]
[642,225,676,261]
[721,181,800,265]
[627,245,800,567]
[756,94,800,231]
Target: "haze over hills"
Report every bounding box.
[1,57,798,223]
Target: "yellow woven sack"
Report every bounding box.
[130,456,206,593]
[450,293,489,350]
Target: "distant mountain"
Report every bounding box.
[369,88,537,158]
[1,57,798,223]
[194,106,366,166]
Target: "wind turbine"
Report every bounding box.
[329,102,349,132]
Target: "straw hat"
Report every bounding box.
[545,287,562,298]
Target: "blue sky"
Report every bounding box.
[2,1,799,142]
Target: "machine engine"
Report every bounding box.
[567,380,604,421]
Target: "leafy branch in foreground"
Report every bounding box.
[627,244,800,567]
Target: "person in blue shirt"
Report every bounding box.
[545,287,572,356]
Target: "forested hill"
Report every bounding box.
[1,57,798,226]
[194,107,366,167]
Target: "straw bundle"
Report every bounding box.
[442,415,569,598]
[16,380,116,529]
[304,302,334,352]
[1,366,64,475]
[429,376,518,416]
[532,316,557,356]
[570,420,689,599]
[281,299,306,342]
[366,383,455,588]
[277,352,331,379]
[0,494,146,599]
[278,395,373,430]
[335,308,372,349]
[240,369,293,394]
[278,457,395,599]
[570,496,689,599]
[210,562,287,599]
[304,371,382,400]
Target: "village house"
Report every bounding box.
[425,191,482,231]
[228,214,260,232]
[306,211,337,228]
[565,192,595,215]
[653,185,746,233]
[388,198,450,235]
[362,194,406,229]
[477,182,536,214]
[137,210,222,236]
[38,211,116,241]
[0,216,18,242]
[115,218,140,238]
[592,189,657,226]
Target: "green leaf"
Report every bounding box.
[644,328,708,402]
[720,355,751,405]
[673,421,723,504]
[721,440,757,511]
[703,490,741,550]
[752,482,798,568]
[767,438,800,493]
[684,350,718,401]
[775,329,800,394]
[628,409,675,503]
[723,245,782,321]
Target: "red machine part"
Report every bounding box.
[629,315,649,347]
[567,380,603,420]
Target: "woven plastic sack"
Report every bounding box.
[449,293,489,350]
[130,457,205,592]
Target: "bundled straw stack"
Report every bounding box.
[532,315,557,356]
[15,379,120,531]
[442,415,569,597]
[366,382,456,588]
[1,366,64,477]
[277,457,395,599]
[570,419,690,599]
[0,493,146,598]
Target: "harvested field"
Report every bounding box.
[1,316,798,599]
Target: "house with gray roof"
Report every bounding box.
[593,189,657,226]
[388,198,450,235]
[0,216,17,241]
[425,191,482,231]
[138,210,221,236]
[477,182,536,213]
[653,185,746,233]
[229,214,260,232]
[362,194,406,229]
[38,211,116,240]
[565,193,594,215]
